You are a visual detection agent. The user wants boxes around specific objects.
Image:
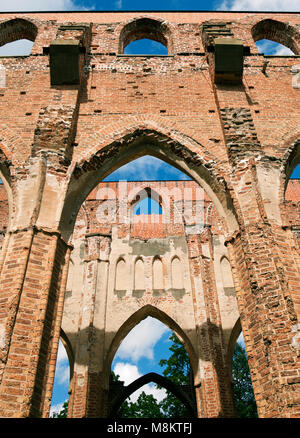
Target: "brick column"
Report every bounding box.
[69,234,111,418]
[0,228,70,417]
[186,228,236,417]
[225,220,300,418]
[203,35,300,416]
[41,243,72,418]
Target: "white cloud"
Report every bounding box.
[0,0,83,11]
[115,316,170,362]
[255,39,294,55]
[0,39,33,56]
[54,340,70,385]
[57,340,68,363]
[216,0,300,11]
[114,362,141,385]
[0,1,96,56]
[114,0,122,9]
[50,399,68,417]
[113,362,167,403]
[273,45,294,56]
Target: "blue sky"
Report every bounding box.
[0,0,298,416]
[0,0,299,12]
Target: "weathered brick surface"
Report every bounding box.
[0,11,299,418]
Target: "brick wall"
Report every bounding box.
[0,11,299,418]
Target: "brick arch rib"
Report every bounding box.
[251,18,300,55]
[0,18,38,46]
[61,127,239,242]
[279,135,300,204]
[105,304,199,386]
[109,372,196,418]
[118,16,172,54]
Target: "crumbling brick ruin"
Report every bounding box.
[0,10,299,418]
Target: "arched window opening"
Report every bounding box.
[220,256,235,297]
[119,18,170,55]
[153,257,164,291]
[115,258,128,294]
[252,19,299,56]
[284,146,300,203]
[110,316,195,418]
[171,256,184,290]
[134,257,145,291]
[124,38,167,55]
[134,194,162,215]
[50,338,71,418]
[0,18,37,56]
[104,155,191,182]
[290,164,300,179]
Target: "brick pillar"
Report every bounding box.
[226,221,300,418]
[41,243,72,418]
[69,234,111,418]
[186,228,236,417]
[204,39,300,416]
[0,228,70,417]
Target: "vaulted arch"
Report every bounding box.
[60,126,239,242]
[109,372,196,418]
[118,16,172,54]
[105,304,198,385]
[278,134,300,206]
[0,18,38,48]
[251,19,300,55]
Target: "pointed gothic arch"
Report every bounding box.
[109,372,196,418]
[60,126,239,242]
[105,304,198,385]
[130,185,164,218]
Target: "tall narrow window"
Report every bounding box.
[115,258,127,292]
[50,338,71,418]
[153,257,164,290]
[134,258,145,291]
[171,257,184,290]
[220,256,235,297]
